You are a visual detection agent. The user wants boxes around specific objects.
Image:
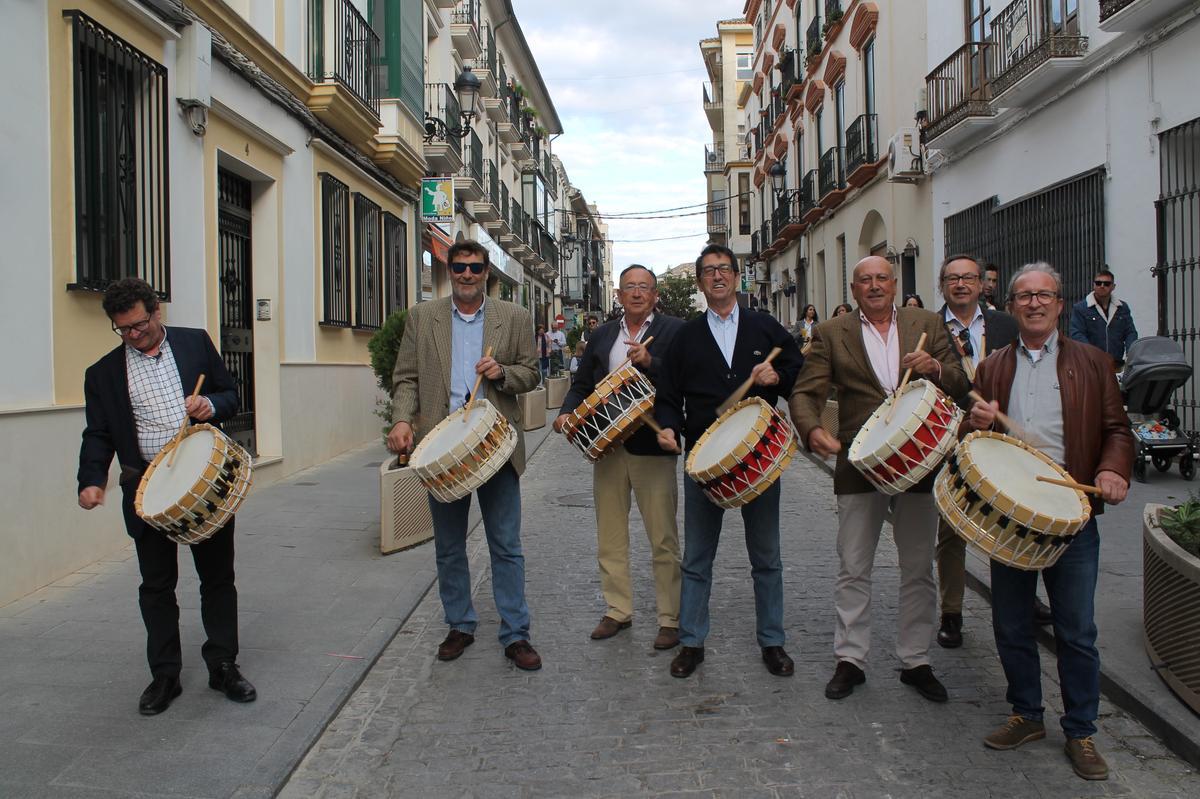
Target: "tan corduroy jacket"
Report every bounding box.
[788,307,970,494]
[391,296,540,474]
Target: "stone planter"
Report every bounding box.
[544,376,570,410]
[1143,503,1200,714]
[379,458,434,554]
[519,386,547,431]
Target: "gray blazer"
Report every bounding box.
[391,296,540,474]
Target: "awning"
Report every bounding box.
[425,223,453,263]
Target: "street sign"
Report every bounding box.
[421,178,454,223]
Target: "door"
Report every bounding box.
[217,168,256,455]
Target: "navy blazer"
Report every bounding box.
[77,327,239,529]
[559,314,685,456]
[654,308,803,451]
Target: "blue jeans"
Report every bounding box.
[679,477,785,648]
[427,462,531,647]
[990,519,1100,738]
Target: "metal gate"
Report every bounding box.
[217,169,256,455]
[1156,119,1200,436]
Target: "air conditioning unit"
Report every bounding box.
[706,150,719,164]
[887,127,924,183]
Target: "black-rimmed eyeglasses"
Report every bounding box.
[112,316,153,336]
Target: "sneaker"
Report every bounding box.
[1065,737,1109,780]
[983,715,1046,750]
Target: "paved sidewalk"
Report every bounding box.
[282,431,1199,798]
[0,420,554,799]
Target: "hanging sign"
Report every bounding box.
[421,178,454,223]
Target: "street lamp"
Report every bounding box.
[769,160,787,196]
[423,66,482,142]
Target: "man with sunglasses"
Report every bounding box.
[1069,269,1139,368]
[967,262,1132,780]
[933,255,1019,650]
[387,240,543,671]
[77,278,256,716]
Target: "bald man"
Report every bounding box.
[789,257,969,703]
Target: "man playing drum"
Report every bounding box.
[554,265,685,649]
[653,244,803,679]
[965,262,1133,780]
[387,240,544,671]
[77,278,256,715]
[789,256,968,703]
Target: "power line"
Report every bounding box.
[609,232,710,243]
[546,67,706,81]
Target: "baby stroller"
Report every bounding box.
[1120,336,1197,482]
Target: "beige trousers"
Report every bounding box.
[935,518,966,616]
[593,447,681,626]
[834,491,938,670]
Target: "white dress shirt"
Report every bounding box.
[607,313,654,374]
[859,308,900,392]
[706,304,739,368]
[944,305,985,367]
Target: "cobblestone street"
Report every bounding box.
[281,431,1199,798]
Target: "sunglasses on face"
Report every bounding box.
[1093,280,1113,287]
[450,261,487,275]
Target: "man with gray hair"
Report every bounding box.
[965,262,1133,781]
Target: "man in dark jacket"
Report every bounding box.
[78,279,256,716]
[1069,268,1138,367]
[653,244,803,680]
[968,262,1133,781]
[555,265,685,650]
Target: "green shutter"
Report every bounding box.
[399,0,423,119]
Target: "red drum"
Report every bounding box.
[685,398,798,508]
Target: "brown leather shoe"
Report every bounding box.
[504,640,542,671]
[590,616,632,640]
[653,626,680,650]
[983,715,1046,750]
[670,646,704,678]
[436,630,474,661]
[1065,737,1109,780]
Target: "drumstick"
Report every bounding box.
[715,346,782,416]
[167,374,206,468]
[952,335,976,382]
[640,413,666,435]
[464,346,495,424]
[614,336,654,373]
[884,332,928,424]
[966,390,1046,449]
[1036,475,1103,496]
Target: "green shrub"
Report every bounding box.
[1160,491,1200,558]
[368,309,408,393]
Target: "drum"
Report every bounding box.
[560,363,656,462]
[409,399,518,503]
[135,424,253,545]
[934,431,1091,571]
[685,398,798,509]
[848,379,963,495]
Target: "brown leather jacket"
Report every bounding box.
[971,336,1134,515]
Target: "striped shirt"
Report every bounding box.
[126,332,187,462]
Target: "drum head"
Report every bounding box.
[857,382,929,455]
[963,435,1087,519]
[411,402,496,468]
[142,428,216,517]
[691,403,762,473]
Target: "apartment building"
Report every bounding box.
[923,0,1200,431]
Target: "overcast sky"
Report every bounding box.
[513,0,739,275]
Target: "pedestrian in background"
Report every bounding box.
[1069,268,1139,368]
[535,324,550,380]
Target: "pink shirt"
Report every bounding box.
[859,308,899,392]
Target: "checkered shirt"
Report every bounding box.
[126,333,187,462]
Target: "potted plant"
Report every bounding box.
[1143,493,1200,713]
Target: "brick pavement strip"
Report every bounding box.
[280,432,1200,798]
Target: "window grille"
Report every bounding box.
[354,193,382,330]
[320,173,352,326]
[384,212,409,316]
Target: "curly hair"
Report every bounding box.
[102,278,159,318]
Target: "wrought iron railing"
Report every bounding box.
[705,144,725,172]
[512,199,524,241]
[807,16,822,60]
[845,113,879,175]
[707,202,728,233]
[989,0,1087,98]
[462,130,483,183]
[1099,0,1135,22]
[751,230,761,259]
[780,47,801,96]
[703,81,720,108]
[772,89,785,122]
[424,83,461,142]
[319,173,352,326]
[825,0,843,26]
[924,42,993,140]
[478,22,497,76]
[800,170,819,215]
[499,183,509,226]
[484,160,499,203]
[818,146,844,198]
[759,219,772,251]
[451,0,479,29]
[308,0,380,115]
[353,193,382,330]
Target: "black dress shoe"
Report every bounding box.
[670,646,704,678]
[899,664,948,703]
[1034,598,1053,626]
[937,613,963,649]
[209,662,257,703]
[138,675,181,716]
[762,646,794,677]
[825,661,865,700]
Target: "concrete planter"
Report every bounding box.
[519,387,547,431]
[379,458,434,554]
[1143,503,1200,714]
[544,376,570,410]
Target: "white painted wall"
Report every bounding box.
[0,2,54,409]
[280,363,381,469]
[166,38,211,329]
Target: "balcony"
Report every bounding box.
[450,0,482,60]
[707,202,728,235]
[759,219,777,258]
[703,82,723,128]
[454,131,483,201]
[483,65,509,122]
[306,0,380,146]
[780,47,804,102]
[818,146,847,209]
[704,144,726,174]
[1100,0,1198,31]
[750,230,761,260]
[542,152,557,195]
[423,83,463,174]
[773,192,805,245]
[923,42,996,149]
[988,0,1088,106]
[511,127,534,164]
[844,113,880,187]
[470,159,501,225]
[771,90,786,133]
[806,16,822,65]
[496,85,522,143]
[800,170,821,223]
[497,184,513,240]
[473,23,498,98]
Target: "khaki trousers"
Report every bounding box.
[593,447,681,626]
[935,518,966,616]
